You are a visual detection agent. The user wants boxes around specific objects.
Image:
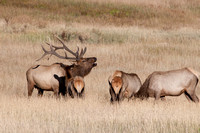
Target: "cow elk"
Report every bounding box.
[108,70,142,103]
[26,36,97,97]
[135,68,199,103]
[67,76,85,98]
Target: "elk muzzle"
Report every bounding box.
[89,57,97,67]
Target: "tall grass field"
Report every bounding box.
[0,0,200,132]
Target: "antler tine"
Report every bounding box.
[49,44,67,60]
[45,42,64,51]
[37,36,84,61]
[48,44,78,60]
[45,42,64,59]
[36,44,77,61]
[79,48,84,58]
[76,47,80,59]
[55,36,77,57]
[36,45,50,61]
[79,47,87,58]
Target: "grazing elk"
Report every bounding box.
[135,68,199,103]
[67,76,85,98]
[108,70,142,102]
[26,36,97,97]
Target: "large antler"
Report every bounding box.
[36,36,87,61]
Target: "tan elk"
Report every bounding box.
[108,70,142,102]
[26,36,97,97]
[135,67,199,103]
[67,76,85,98]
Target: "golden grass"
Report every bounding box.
[1,0,200,132]
[1,23,200,132]
[0,95,200,133]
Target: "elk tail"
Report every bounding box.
[113,70,122,77]
[187,67,200,79]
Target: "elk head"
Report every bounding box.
[36,36,97,78]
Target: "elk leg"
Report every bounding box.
[110,97,114,103]
[128,93,135,101]
[79,89,85,99]
[155,91,161,101]
[67,81,75,98]
[186,80,199,103]
[184,91,191,101]
[68,88,74,98]
[124,90,132,100]
[28,83,34,97]
[191,94,199,103]
[59,89,66,97]
[185,91,199,103]
[195,95,199,102]
[38,89,44,97]
[160,96,166,101]
[109,87,116,102]
[54,90,59,98]
[186,93,199,103]
[52,86,59,98]
[54,75,66,96]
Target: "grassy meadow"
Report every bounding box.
[0,0,200,132]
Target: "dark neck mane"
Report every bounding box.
[66,64,92,78]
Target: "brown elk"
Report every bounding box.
[67,76,85,98]
[26,36,97,97]
[135,68,199,103]
[108,70,142,102]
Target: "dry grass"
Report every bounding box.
[1,0,200,132]
[1,24,200,132]
[0,95,200,133]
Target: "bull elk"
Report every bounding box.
[108,70,142,102]
[135,68,199,103]
[26,36,97,97]
[67,76,85,98]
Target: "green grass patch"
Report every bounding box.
[0,0,199,28]
[1,32,50,43]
